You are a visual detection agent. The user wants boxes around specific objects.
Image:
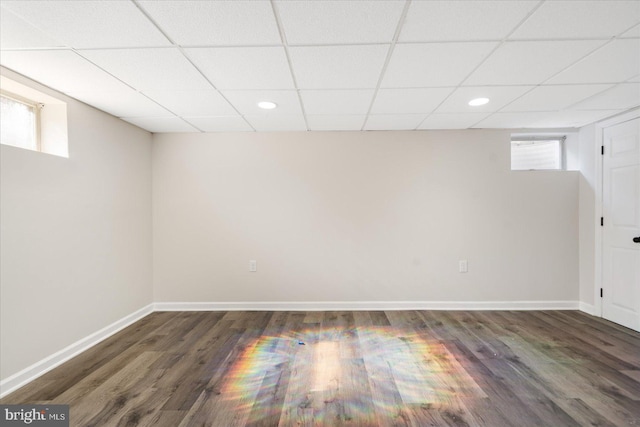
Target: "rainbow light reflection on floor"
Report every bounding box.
[214,325,484,425]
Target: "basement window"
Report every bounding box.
[0,75,68,157]
[511,137,565,171]
[1,91,41,151]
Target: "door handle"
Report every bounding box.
[634,236,640,243]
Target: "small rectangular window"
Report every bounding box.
[1,75,68,158]
[511,138,565,171]
[1,91,40,151]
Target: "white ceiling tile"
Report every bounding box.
[143,89,236,117]
[289,45,388,89]
[531,110,623,128]
[306,115,366,131]
[184,116,253,132]
[571,83,640,110]
[2,0,635,133]
[510,1,640,40]
[1,0,170,48]
[138,0,281,46]
[436,86,532,113]
[0,7,64,49]
[400,1,538,42]
[276,1,404,45]
[502,84,613,112]
[371,88,453,114]
[364,114,425,130]
[244,114,307,131]
[465,40,605,86]
[419,113,490,129]
[0,50,127,93]
[381,42,497,88]
[121,117,198,133]
[222,90,302,116]
[185,47,294,90]
[78,48,211,92]
[473,112,554,128]
[68,89,171,118]
[546,39,640,85]
[301,90,374,115]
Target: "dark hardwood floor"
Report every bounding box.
[2,310,640,426]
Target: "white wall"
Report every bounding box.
[578,124,597,309]
[566,132,580,171]
[153,130,579,304]
[0,69,153,380]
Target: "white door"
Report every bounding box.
[602,117,640,331]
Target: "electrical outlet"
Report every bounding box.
[459,260,468,273]
[249,260,257,272]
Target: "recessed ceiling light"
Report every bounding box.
[468,97,490,106]
[257,101,277,110]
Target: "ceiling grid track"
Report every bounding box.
[269,0,310,131]
[360,0,412,131]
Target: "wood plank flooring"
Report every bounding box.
[2,310,640,426]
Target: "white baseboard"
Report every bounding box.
[0,303,154,399]
[579,301,596,315]
[154,300,580,312]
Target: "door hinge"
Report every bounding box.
[600,288,603,298]
[601,217,604,226]
[601,145,605,155]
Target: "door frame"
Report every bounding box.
[594,107,640,318]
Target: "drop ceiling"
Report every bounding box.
[0,0,639,133]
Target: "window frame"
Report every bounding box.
[1,89,43,152]
[510,136,566,171]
